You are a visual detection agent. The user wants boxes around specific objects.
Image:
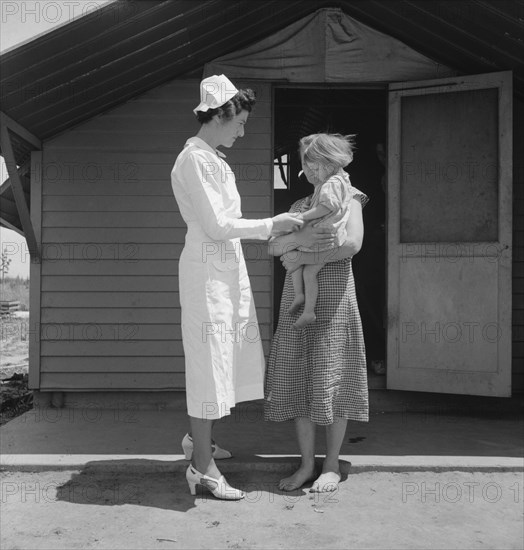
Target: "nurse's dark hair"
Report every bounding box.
[195,88,256,124]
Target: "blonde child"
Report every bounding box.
[288,133,357,330]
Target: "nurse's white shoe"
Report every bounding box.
[186,464,244,500]
[181,433,233,460]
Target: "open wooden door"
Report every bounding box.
[387,71,512,396]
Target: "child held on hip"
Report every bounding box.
[288,133,357,330]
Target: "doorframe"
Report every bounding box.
[270,84,389,391]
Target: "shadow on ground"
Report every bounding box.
[54,457,352,512]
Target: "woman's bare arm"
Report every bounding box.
[281,198,364,268]
[268,223,335,257]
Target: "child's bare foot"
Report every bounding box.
[288,294,305,315]
[292,312,316,330]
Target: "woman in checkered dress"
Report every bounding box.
[264,135,369,493]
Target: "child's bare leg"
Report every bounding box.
[293,264,322,330]
[288,266,305,315]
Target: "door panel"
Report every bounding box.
[400,88,499,243]
[387,71,512,396]
[399,259,499,372]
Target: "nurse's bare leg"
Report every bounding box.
[189,416,221,478]
[279,417,317,491]
[292,263,322,329]
[187,427,223,450]
[288,266,305,314]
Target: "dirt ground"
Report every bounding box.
[0,313,29,372]
[1,469,522,550]
[0,313,32,426]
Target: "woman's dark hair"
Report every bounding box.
[195,88,256,124]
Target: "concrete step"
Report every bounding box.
[1,402,523,473]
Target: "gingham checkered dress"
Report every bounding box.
[264,191,369,426]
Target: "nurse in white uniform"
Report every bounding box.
[171,75,303,499]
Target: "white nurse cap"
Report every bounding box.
[193,74,239,114]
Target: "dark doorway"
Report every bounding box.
[273,86,387,382]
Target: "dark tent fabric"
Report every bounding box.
[204,8,454,83]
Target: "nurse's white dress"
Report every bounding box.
[171,137,273,420]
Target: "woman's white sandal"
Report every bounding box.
[309,472,341,493]
[181,433,232,460]
[186,464,244,500]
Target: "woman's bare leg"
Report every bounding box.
[311,417,347,492]
[189,416,221,478]
[323,417,347,474]
[279,417,317,490]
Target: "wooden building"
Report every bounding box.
[0,0,522,405]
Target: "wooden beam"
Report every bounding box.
[0,111,42,150]
[0,181,30,204]
[0,195,19,218]
[0,159,31,195]
[0,215,23,234]
[29,150,42,390]
[0,176,12,194]
[0,127,40,260]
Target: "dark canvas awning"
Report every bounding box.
[204,7,455,82]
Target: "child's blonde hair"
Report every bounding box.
[299,133,356,171]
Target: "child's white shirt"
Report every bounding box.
[297,169,356,252]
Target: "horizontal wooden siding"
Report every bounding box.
[39,79,273,391]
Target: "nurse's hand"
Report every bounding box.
[296,223,336,249]
[272,213,304,234]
